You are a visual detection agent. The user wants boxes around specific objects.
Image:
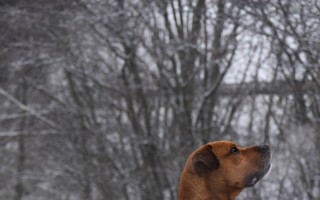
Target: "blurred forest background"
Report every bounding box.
[0,0,319,200]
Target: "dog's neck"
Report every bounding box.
[178,171,242,200]
[179,183,241,200]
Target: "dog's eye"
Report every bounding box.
[231,147,239,154]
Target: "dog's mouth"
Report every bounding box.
[244,163,271,187]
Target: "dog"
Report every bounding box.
[178,141,271,200]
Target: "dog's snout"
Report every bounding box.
[259,144,270,153]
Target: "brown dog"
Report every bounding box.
[178,141,271,200]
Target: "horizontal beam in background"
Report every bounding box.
[217,80,318,96]
[150,80,318,97]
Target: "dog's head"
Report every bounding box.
[191,141,271,189]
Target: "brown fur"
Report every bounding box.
[178,141,271,200]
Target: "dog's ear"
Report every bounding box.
[192,145,219,176]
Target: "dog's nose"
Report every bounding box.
[260,144,270,152]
